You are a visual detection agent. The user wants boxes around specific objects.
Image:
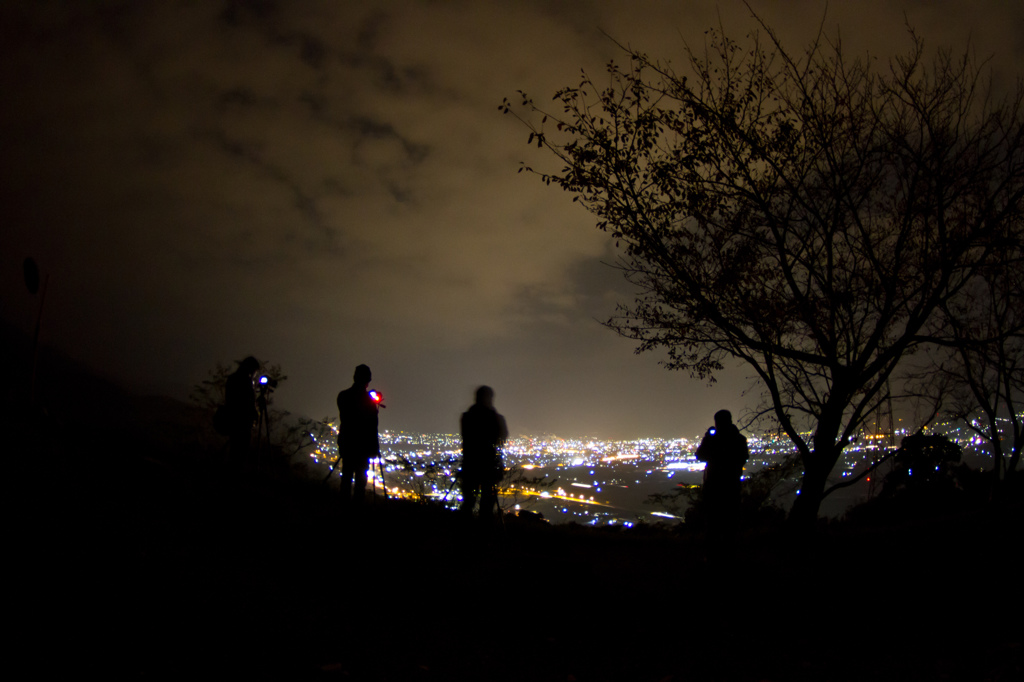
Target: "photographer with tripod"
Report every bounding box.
[224,356,260,466]
[695,409,749,558]
[458,386,508,522]
[334,364,381,510]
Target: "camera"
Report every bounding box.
[258,375,278,389]
[368,390,383,404]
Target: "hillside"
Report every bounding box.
[9,424,1021,680]
[5,336,1021,680]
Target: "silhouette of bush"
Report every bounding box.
[882,433,963,498]
[845,434,975,524]
[649,453,797,530]
[387,451,459,504]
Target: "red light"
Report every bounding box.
[369,390,381,403]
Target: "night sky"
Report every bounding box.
[3,1,1022,439]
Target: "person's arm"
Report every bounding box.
[696,433,711,462]
[497,414,508,447]
[371,396,380,455]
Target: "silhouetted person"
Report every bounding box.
[224,356,259,465]
[695,409,749,554]
[336,364,380,509]
[459,386,508,520]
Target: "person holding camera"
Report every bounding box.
[695,409,749,553]
[224,356,260,465]
[336,364,381,509]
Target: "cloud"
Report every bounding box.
[3,0,1023,438]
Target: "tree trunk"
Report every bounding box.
[790,421,845,530]
[790,403,846,530]
[1008,449,1021,478]
[789,457,832,530]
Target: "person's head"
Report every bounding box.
[353,364,372,386]
[713,409,733,429]
[238,356,260,376]
[475,385,494,408]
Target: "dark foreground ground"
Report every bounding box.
[3,354,1020,682]
[11,434,1022,682]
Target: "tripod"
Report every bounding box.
[453,456,506,523]
[371,452,388,501]
[323,449,388,503]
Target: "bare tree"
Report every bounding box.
[935,247,1024,486]
[503,19,1024,526]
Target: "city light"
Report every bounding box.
[311,414,1012,525]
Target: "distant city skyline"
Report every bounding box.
[311,418,998,523]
